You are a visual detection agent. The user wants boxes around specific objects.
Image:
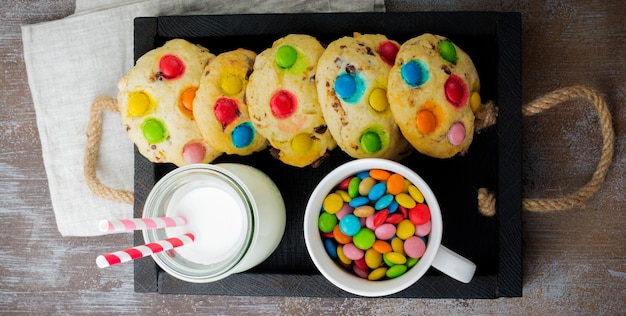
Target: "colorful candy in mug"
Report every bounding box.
[318,169,432,280]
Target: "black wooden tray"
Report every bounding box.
[132,12,521,298]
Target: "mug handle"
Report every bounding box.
[431,245,476,283]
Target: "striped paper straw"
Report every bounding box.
[96,233,194,268]
[98,216,187,233]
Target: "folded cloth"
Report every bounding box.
[22,0,385,237]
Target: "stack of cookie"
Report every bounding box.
[117,33,482,168]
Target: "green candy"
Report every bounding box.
[141,118,167,143]
[438,40,458,64]
[275,45,298,69]
[318,212,337,233]
[382,253,396,267]
[348,177,361,198]
[353,228,375,250]
[406,257,419,268]
[386,264,408,278]
[360,131,382,154]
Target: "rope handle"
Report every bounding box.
[84,95,134,204]
[84,86,615,214]
[478,85,615,215]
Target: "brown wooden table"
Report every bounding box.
[2,1,624,314]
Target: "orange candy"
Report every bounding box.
[333,225,352,244]
[386,173,405,195]
[178,87,197,119]
[372,240,392,254]
[416,109,436,134]
[182,88,196,111]
[369,169,391,181]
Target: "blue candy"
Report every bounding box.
[375,194,394,211]
[231,122,255,148]
[334,72,365,103]
[349,196,370,208]
[339,214,362,236]
[335,73,356,99]
[401,60,429,88]
[324,238,338,259]
[387,199,399,213]
[368,182,387,201]
[356,171,370,179]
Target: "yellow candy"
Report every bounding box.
[395,193,417,209]
[368,267,388,281]
[291,133,313,154]
[127,91,152,117]
[368,88,389,112]
[335,190,351,202]
[396,219,416,240]
[323,193,344,214]
[402,179,411,193]
[365,248,383,269]
[220,74,243,95]
[337,245,352,265]
[385,252,407,265]
[408,185,425,203]
[391,237,404,255]
[470,91,481,112]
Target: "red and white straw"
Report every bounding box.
[98,216,187,233]
[96,233,194,268]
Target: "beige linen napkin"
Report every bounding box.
[22,0,385,237]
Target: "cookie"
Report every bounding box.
[246,34,336,167]
[117,39,222,166]
[315,33,413,160]
[387,33,481,158]
[193,49,268,155]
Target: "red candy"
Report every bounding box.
[373,209,388,227]
[409,204,431,225]
[214,98,240,128]
[159,55,185,80]
[444,74,468,109]
[385,213,404,225]
[338,177,352,190]
[354,257,369,271]
[398,205,409,219]
[270,90,297,119]
[379,41,399,66]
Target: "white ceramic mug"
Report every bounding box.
[143,163,286,283]
[304,158,476,297]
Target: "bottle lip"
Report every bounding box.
[142,164,256,283]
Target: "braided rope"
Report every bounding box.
[478,86,615,216]
[84,95,134,204]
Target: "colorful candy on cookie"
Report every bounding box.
[246,34,336,167]
[387,33,481,159]
[117,39,222,166]
[318,169,431,281]
[193,49,269,156]
[315,33,413,160]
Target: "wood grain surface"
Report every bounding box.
[1,0,624,314]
